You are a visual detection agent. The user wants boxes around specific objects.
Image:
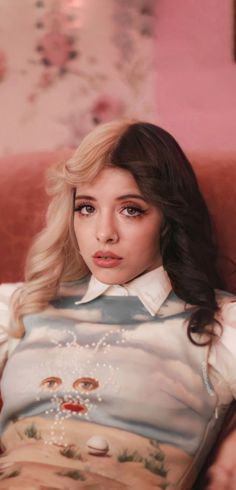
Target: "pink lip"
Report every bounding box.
[92,251,122,268]
[93,251,122,259]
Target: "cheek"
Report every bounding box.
[135,235,159,255]
[73,219,95,253]
[73,216,86,234]
[73,218,83,245]
[135,220,162,246]
[139,227,162,266]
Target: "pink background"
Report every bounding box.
[0,0,157,155]
[0,0,235,154]
[156,0,236,152]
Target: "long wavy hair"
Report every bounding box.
[11,119,224,344]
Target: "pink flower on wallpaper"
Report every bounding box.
[39,31,71,68]
[0,50,7,81]
[91,96,125,124]
[39,71,55,88]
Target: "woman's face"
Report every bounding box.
[73,166,163,284]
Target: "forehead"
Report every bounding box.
[76,166,140,194]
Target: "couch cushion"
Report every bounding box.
[0,150,72,283]
[191,154,236,294]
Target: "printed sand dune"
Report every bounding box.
[0,417,192,489]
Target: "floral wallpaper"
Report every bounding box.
[0,0,157,155]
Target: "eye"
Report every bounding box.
[74,204,95,215]
[73,377,99,392]
[40,376,62,392]
[121,206,146,217]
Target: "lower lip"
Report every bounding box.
[93,257,122,268]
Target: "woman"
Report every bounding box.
[0,119,235,489]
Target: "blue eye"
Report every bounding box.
[122,206,145,217]
[74,204,95,215]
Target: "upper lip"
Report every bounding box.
[93,251,122,259]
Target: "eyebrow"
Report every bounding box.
[74,193,148,203]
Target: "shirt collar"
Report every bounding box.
[75,266,172,316]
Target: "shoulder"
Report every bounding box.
[209,291,236,398]
[216,290,236,357]
[0,282,22,305]
[0,282,21,328]
[0,283,22,372]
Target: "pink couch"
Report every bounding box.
[0,149,71,283]
[0,150,236,291]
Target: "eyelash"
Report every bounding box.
[74,203,146,218]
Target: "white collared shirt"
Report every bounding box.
[75,265,172,316]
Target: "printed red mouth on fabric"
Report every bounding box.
[61,401,87,413]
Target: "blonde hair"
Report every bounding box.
[11,118,134,337]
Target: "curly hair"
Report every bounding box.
[11,119,224,344]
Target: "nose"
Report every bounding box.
[96,212,119,244]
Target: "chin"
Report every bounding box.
[93,269,128,285]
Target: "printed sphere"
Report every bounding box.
[86,436,109,456]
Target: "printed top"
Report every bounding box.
[0,266,236,490]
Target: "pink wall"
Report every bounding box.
[156,0,236,152]
[0,1,157,155]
